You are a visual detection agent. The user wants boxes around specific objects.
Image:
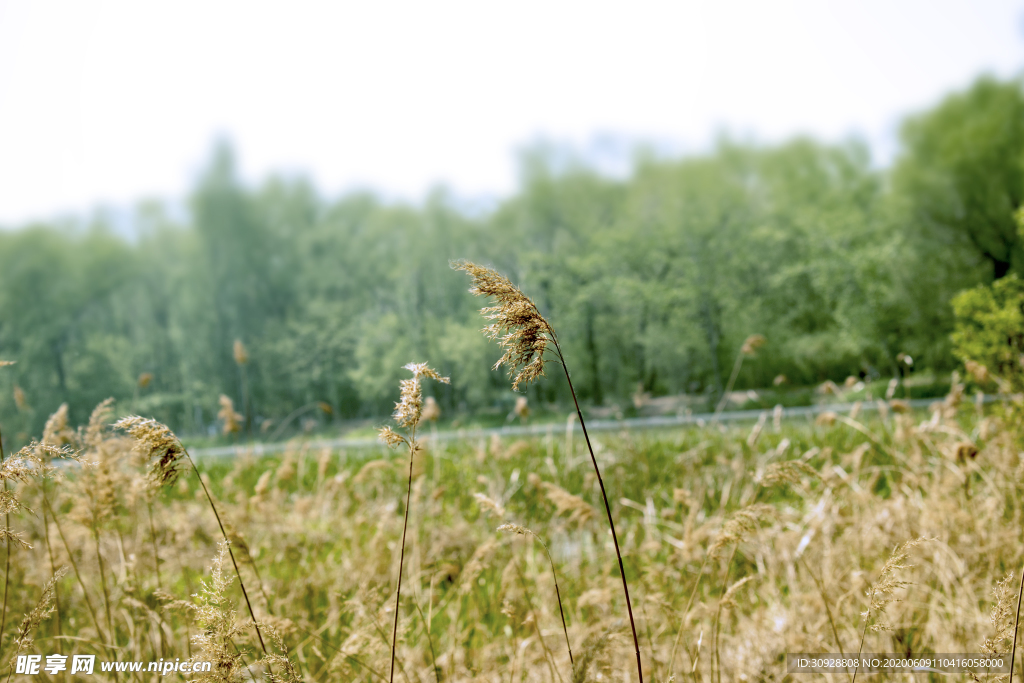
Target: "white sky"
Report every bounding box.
[0,0,1022,225]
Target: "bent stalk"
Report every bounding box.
[552,340,643,682]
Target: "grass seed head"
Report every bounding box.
[10,567,67,660]
[377,425,406,449]
[720,575,756,610]
[741,334,766,355]
[217,394,243,435]
[497,523,533,537]
[113,416,186,489]
[41,404,74,447]
[452,260,556,391]
[474,493,506,518]
[709,503,777,557]
[13,384,27,411]
[190,542,245,682]
[540,481,596,527]
[983,571,1016,653]
[864,538,926,630]
[758,460,819,488]
[233,339,249,366]
[81,397,115,450]
[421,396,441,422]
[393,362,449,430]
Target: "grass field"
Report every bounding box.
[0,379,1019,682]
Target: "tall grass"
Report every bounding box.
[453,260,644,682]
[0,357,1022,680]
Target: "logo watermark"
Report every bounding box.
[15,655,212,676]
[787,653,1010,674]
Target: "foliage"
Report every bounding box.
[952,272,1024,390]
[893,76,1024,280]
[0,75,1020,439]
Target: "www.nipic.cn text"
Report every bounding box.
[15,655,213,675]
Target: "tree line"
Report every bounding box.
[1,74,1021,440]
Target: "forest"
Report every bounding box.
[1,74,1021,442]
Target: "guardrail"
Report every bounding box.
[190,394,982,459]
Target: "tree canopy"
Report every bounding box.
[1,75,1021,440]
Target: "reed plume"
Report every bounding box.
[217,395,243,436]
[378,362,449,683]
[5,566,66,681]
[453,259,644,682]
[114,415,270,657]
[853,539,925,683]
[189,542,247,681]
[714,334,766,415]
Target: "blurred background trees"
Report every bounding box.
[2,74,1022,439]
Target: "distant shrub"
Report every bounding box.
[951,272,1024,390]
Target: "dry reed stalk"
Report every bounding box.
[714,334,765,415]
[377,362,449,683]
[233,339,252,441]
[218,394,243,436]
[800,557,847,670]
[39,494,105,643]
[0,424,79,656]
[0,424,8,654]
[852,539,925,683]
[507,553,563,683]
[114,416,270,659]
[668,553,708,676]
[410,599,440,683]
[711,545,738,683]
[1011,567,1024,683]
[716,573,755,672]
[498,523,574,668]
[979,570,1017,683]
[454,259,644,682]
[4,566,66,683]
[38,405,73,643]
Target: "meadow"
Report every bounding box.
[1,73,1022,682]
[0,371,1018,682]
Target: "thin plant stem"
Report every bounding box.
[143,502,166,660]
[41,496,104,643]
[669,554,708,674]
[0,425,8,653]
[714,351,746,415]
[40,480,62,643]
[146,502,162,589]
[851,610,871,683]
[228,636,256,681]
[373,612,413,683]
[552,339,643,683]
[91,526,114,642]
[240,540,273,615]
[1010,561,1024,683]
[508,628,517,683]
[390,425,417,683]
[508,526,573,668]
[411,599,440,683]
[545,549,573,668]
[711,545,737,683]
[182,449,268,657]
[510,554,563,683]
[801,558,850,682]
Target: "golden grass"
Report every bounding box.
[0,375,1022,680]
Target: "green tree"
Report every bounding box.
[951,273,1024,390]
[893,76,1024,280]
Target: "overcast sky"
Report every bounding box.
[0,0,1022,225]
